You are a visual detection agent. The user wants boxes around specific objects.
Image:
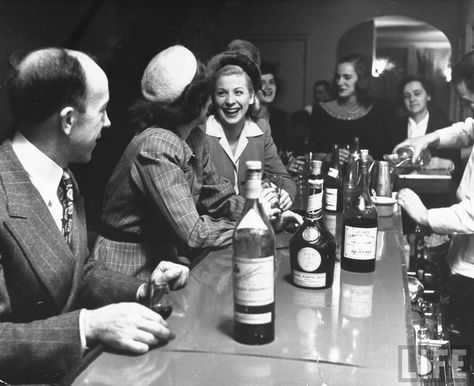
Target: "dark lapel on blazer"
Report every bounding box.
[0,140,85,310]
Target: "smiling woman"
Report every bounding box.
[204,50,296,209]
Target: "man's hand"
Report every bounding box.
[150,261,189,290]
[397,188,429,226]
[83,303,172,354]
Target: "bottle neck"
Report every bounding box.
[358,160,370,193]
[305,208,323,221]
[245,173,262,200]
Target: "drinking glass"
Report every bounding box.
[147,282,173,319]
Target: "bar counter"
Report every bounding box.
[71,210,417,385]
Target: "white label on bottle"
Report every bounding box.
[297,247,321,271]
[236,208,267,230]
[343,225,377,260]
[328,168,339,178]
[233,255,274,306]
[293,270,326,288]
[235,311,272,324]
[325,188,338,211]
[307,192,322,212]
[341,283,373,318]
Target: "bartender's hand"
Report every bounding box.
[397,188,429,226]
[149,261,189,290]
[339,148,350,164]
[83,302,173,354]
[393,132,440,164]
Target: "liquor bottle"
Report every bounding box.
[290,178,336,289]
[233,160,275,345]
[309,159,324,209]
[324,144,343,212]
[341,149,378,273]
[343,138,360,207]
[383,146,431,167]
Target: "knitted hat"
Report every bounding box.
[207,50,262,91]
[141,45,197,103]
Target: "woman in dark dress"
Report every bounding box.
[310,53,389,161]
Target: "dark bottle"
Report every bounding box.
[341,149,378,273]
[233,160,275,345]
[290,178,336,289]
[324,144,343,212]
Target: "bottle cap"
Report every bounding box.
[360,149,369,161]
[245,160,262,170]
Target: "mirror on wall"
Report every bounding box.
[338,15,452,116]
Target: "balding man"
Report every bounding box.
[0,48,189,384]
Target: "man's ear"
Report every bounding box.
[59,107,75,135]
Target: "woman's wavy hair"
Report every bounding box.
[130,61,212,133]
[335,53,373,107]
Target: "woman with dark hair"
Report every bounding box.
[93,46,278,279]
[310,53,389,161]
[204,50,296,209]
[388,75,460,176]
[255,60,288,152]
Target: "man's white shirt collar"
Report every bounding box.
[11,132,64,229]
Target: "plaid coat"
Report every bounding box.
[94,126,245,279]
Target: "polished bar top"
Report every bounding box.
[72,211,416,385]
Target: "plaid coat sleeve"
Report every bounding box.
[134,129,242,249]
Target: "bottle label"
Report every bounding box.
[324,188,338,211]
[293,270,326,288]
[343,225,377,260]
[233,255,274,306]
[297,247,322,271]
[328,168,339,178]
[236,208,267,230]
[307,192,322,212]
[235,311,272,324]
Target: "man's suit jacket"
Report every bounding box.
[0,140,142,384]
[205,117,296,200]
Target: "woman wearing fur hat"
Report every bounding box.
[205,50,296,210]
[92,45,279,279]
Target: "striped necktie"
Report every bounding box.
[57,169,74,244]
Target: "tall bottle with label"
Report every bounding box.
[341,149,378,272]
[290,178,336,289]
[233,160,275,344]
[324,144,343,212]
